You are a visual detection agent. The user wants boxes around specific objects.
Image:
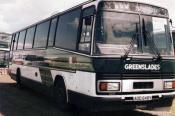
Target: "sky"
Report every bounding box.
[0,0,175,33]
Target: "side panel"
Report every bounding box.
[9,48,96,96]
[51,70,96,96]
[10,64,42,82]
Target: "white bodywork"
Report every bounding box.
[10,64,175,100]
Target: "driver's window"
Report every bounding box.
[80,16,93,43]
[78,6,95,53]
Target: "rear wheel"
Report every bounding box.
[54,79,70,110]
[16,69,23,89]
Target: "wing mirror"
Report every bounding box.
[170,19,175,28]
[170,19,173,26]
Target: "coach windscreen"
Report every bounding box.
[94,1,173,56]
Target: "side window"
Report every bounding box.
[48,17,57,47]
[55,8,81,50]
[13,33,19,51]
[10,34,15,51]
[34,21,50,48]
[17,30,26,50]
[25,26,36,49]
[172,31,175,49]
[78,6,95,53]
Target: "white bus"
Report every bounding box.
[9,0,175,111]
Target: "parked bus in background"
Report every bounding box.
[0,32,11,68]
[9,0,175,111]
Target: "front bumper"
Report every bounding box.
[68,90,175,111]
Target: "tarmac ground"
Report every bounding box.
[0,75,173,116]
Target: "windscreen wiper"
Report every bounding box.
[144,31,162,60]
[123,33,139,59]
[142,19,162,60]
[122,24,139,60]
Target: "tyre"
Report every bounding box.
[54,79,70,110]
[16,69,23,89]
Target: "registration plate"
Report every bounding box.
[133,96,152,101]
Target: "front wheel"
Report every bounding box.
[54,80,70,110]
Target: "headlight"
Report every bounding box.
[164,81,175,89]
[99,82,120,92]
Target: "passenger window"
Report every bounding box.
[25,26,36,49]
[17,30,26,50]
[10,35,15,51]
[13,33,19,51]
[55,8,81,50]
[79,6,95,53]
[34,21,50,48]
[48,18,57,47]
